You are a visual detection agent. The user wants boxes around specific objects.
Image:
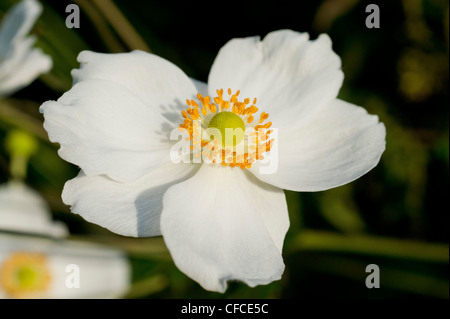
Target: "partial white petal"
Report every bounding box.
[47,242,130,299]
[0,182,67,238]
[161,164,288,293]
[71,50,197,125]
[0,0,42,52]
[208,29,343,130]
[250,99,386,191]
[0,47,52,96]
[0,36,35,80]
[0,0,51,96]
[62,162,198,237]
[190,78,208,97]
[41,79,176,182]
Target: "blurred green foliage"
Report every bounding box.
[0,0,448,298]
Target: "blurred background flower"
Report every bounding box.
[0,0,448,298]
[0,233,130,298]
[0,180,67,237]
[0,0,52,97]
[0,129,131,299]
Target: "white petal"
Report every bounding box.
[208,29,344,129]
[161,164,288,292]
[0,47,52,96]
[0,0,42,51]
[250,99,386,191]
[190,78,208,97]
[0,35,34,80]
[0,182,67,238]
[71,50,198,125]
[41,79,176,182]
[47,242,130,299]
[62,162,198,237]
[0,0,51,97]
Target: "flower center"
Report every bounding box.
[178,88,274,169]
[208,111,245,147]
[0,252,51,298]
[17,267,37,287]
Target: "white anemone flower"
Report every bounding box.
[0,182,130,298]
[0,232,130,298]
[40,30,386,293]
[0,181,67,238]
[0,0,52,97]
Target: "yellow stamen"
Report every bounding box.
[178,88,274,169]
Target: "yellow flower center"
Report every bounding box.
[0,252,51,298]
[178,88,274,169]
[208,111,245,147]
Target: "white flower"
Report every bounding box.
[0,181,130,298]
[0,232,130,298]
[0,181,67,238]
[0,0,52,97]
[40,30,386,293]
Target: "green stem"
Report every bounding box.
[287,230,449,262]
[9,155,27,180]
[68,235,171,260]
[0,100,49,142]
[74,0,125,53]
[91,0,151,52]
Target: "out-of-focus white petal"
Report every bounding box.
[41,79,176,182]
[62,163,199,237]
[161,164,288,292]
[250,99,386,191]
[0,233,130,299]
[0,36,35,80]
[0,0,42,51]
[0,47,52,96]
[0,182,67,238]
[71,50,198,125]
[0,0,51,97]
[208,29,343,130]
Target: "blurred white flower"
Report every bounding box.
[40,30,386,292]
[0,181,67,237]
[0,232,130,298]
[0,181,130,298]
[0,0,52,97]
